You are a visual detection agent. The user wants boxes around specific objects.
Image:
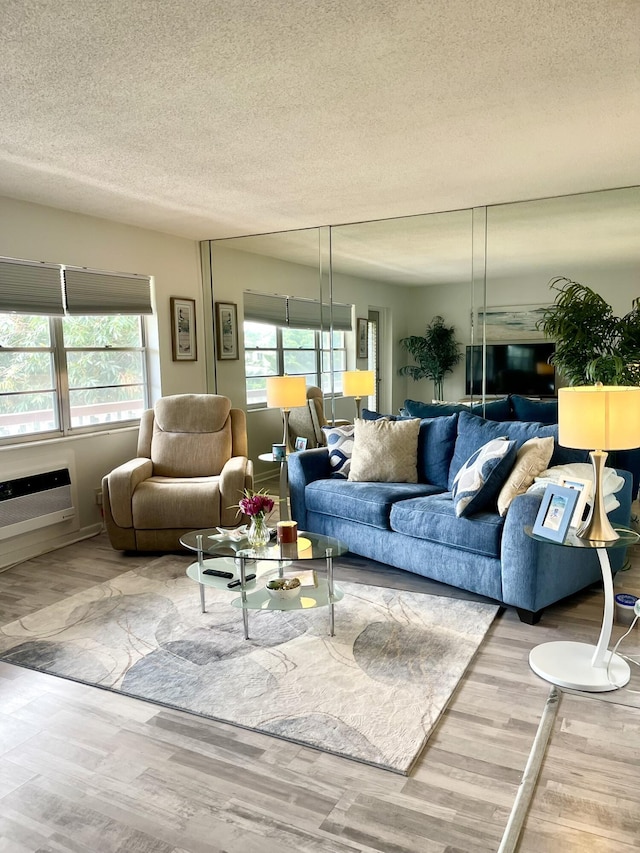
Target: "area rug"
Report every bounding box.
[0,556,498,774]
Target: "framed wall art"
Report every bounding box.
[357,317,368,359]
[215,302,239,360]
[170,297,197,361]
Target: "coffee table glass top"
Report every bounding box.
[180,528,348,561]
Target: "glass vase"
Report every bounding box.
[247,514,270,548]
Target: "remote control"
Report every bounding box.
[202,568,234,579]
[227,573,257,588]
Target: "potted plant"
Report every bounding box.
[399,315,461,401]
[537,277,640,385]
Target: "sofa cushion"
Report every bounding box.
[390,494,505,558]
[497,436,555,516]
[403,397,512,421]
[323,424,355,478]
[349,418,420,483]
[361,408,401,421]
[511,395,558,424]
[417,413,459,489]
[451,437,518,517]
[306,479,442,528]
[448,410,588,488]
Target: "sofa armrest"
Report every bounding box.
[104,458,153,528]
[288,448,331,528]
[501,470,633,612]
[218,456,253,526]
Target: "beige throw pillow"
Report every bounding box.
[497,436,554,516]
[348,417,420,483]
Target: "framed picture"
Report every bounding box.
[357,317,368,359]
[170,297,197,361]
[560,476,591,528]
[532,484,579,543]
[215,302,239,360]
[294,436,308,452]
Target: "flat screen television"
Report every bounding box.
[466,342,556,397]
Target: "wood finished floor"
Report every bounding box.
[0,528,639,852]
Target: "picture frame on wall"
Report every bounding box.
[357,317,368,359]
[215,302,239,360]
[532,484,579,544]
[170,297,197,361]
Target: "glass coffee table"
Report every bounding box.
[180,528,348,640]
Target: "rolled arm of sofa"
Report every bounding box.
[288,448,331,528]
[501,470,633,613]
[219,456,253,526]
[105,458,153,529]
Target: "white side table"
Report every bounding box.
[258,452,290,521]
[525,525,638,692]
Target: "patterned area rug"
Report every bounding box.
[0,556,498,774]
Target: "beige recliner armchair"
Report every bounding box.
[102,394,253,551]
[287,386,351,448]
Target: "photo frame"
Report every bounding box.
[560,476,591,528]
[294,436,308,452]
[357,317,368,359]
[170,297,197,361]
[215,302,239,360]
[532,484,579,543]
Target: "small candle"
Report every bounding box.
[277,520,298,543]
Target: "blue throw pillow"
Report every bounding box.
[417,413,459,488]
[403,399,467,418]
[451,437,518,517]
[469,397,513,421]
[361,408,400,421]
[448,410,587,488]
[511,395,558,424]
[322,424,355,478]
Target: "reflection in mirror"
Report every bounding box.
[484,186,640,399]
[330,208,475,415]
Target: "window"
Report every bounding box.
[244,321,347,406]
[0,257,151,442]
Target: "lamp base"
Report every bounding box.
[529,641,630,691]
[577,450,618,543]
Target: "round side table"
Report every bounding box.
[258,452,290,521]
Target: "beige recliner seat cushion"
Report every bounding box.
[133,476,224,529]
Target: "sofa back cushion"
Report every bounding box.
[448,410,588,489]
[417,413,458,488]
[403,397,512,422]
[511,395,558,424]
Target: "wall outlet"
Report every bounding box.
[94,488,102,506]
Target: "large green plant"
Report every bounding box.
[537,277,640,385]
[399,315,461,401]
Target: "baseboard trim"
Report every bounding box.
[0,523,104,572]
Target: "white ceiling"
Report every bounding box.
[1,0,639,242]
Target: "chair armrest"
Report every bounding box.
[288,448,331,527]
[219,456,253,526]
[104,458,153,528]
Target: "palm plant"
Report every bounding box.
[537,277,640,386]
[399,315,461,401]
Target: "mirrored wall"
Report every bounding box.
[203,186,640,467]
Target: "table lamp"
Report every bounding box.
[559,384,640,542]
[266,375,307,452]
[343,370,375,419]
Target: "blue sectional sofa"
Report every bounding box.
[288,409,633,623]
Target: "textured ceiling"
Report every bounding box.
[1,0,639,241]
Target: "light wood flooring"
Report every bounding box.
[0,523,639,852]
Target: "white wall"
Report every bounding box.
[0,196,204,566]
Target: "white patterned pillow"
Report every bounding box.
[323,424,355,478]
[349,417,420,483]
[451,437,517,517]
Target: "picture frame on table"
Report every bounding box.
[170,297,197,361]
[559,476,591,528]
[532,484,579,543]
[294,436,308,452]
[357,317,368,359]
[215,301,239,360]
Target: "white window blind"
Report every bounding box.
[0,259,65,315]
[64,268,153,315]
[244,291,352,331]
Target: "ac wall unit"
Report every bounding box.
[0,467,76,540]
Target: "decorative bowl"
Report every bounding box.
[266,577,301,600]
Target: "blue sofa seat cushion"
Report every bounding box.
[448,410,588,488]
[390,494,505,558]
[305,479,443,528]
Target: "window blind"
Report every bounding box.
[0,259,65,315]
[244,291,352,331]
[64,268,153,315]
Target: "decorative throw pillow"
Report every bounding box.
[322,424,355,478]
[348,417,420,483]
[451,437,517,517]
[497,436,554,517]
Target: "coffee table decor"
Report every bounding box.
[0,555,498,774]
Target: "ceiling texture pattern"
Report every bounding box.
[1,0,639,240]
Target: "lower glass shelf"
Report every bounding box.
[231,582,344,611]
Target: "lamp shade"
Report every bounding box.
[559,385,640,450]
[343,370,375,398]
[266,375,307,410]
